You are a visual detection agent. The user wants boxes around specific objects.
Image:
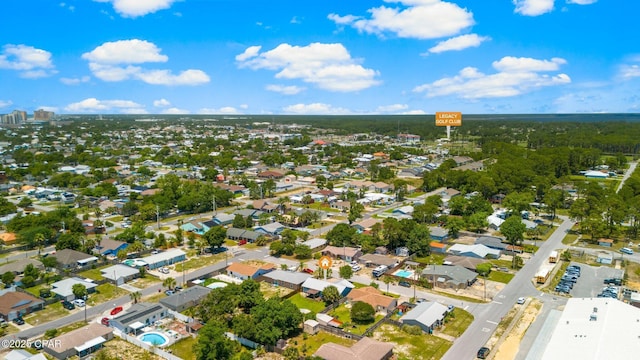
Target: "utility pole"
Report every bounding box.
[212,195,216,216]
[156,205,160,230]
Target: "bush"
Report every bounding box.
[351,301,375,324]
[20,275,35,288]
[45,328,58,339]
[401,324,423,335]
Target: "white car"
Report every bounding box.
[72,299,85,307]
[159,267,170,274]
[351,264,362,272]
[517,297,526,305]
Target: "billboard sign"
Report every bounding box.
[435,112,462,126]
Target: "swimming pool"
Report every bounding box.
[394,269,414,278]
[138,331,170,346]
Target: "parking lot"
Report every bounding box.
[568,262,624,298]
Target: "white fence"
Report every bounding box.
[167,309,192,323]
[114,330,183,360]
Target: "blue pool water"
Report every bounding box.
[139,332,168,346]
[394,270,413,278]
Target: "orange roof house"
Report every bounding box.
[226,262,275,280]
[0,233,17,245]
[347,286,397,313]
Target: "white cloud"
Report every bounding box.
[198,107,242,114]
[239,104,248,109]
[619,64,640,80]
[283,103,352,115]
[290,16,302,24]
[82,39,209,86]
[329,0,474,39]
[376,104,408,112]
[414,56,571,99]
[93,0,177,18]
[82,39,168,64]
[266,84,305,95]
[513,0,555,16]
[428,34,490,54]
[153,98,171,107]
[567,0,597,4]
[60,76,90,85]
[237,42,380,92]
[0,44,56,78]
[492,56,566,72]
[0,100,12,108]
[161,107,189,114]
[400,109,427,115]
[65,97,145,113]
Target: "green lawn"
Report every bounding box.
[562,233,579,245]
[24,283,50,298]
[489,259,514,269]
[488,271,515,284]
[166,336,196,360]
[87,283,129,306]
[78,265,112,281]
[144,292,167,303]
[23,302,70,326]
[413,254,446,266]
[329,304,383,335]
[174,253,227,272]
[374,324,452,360]
[440,308,474,337]
[57,321,88,336]
[289,293,326,313]
[289,331,356,357]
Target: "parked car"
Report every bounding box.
[72,299,85,307]
[101,317,110,326]
[302,268,314,274]
[174,286,183,292]
[477,347,491,359]
[61,300,75,310]
[398,281,411,288]
[159,267,170,274]
[12,317,25,325]
[165,290,174,296]
[604,278,622,286]
[351,264,362,272]
[110,306,123,316]
[517,297,526,305]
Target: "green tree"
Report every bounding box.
[232,214,246,229]
[444,216,465,238]
[203,226,226,249]
[475,263,492,277]
[1,272,14,287]
[406,224,431,257]
[42,256,57,269]
[325,223,356,247]
[339,265,353,279]
[23,263,40,279]
[194,320,237,360]
[130,291,141,304]
[321,285,341,305]
[382,275,394,294]
[351,301,375,324]
[163,277,176,291]
[500,216,527,268]
[72,283,87,300]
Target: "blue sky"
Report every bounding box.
[1,0,639,115]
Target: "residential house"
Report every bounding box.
[180,220,210,235]
[4,350,47,360]
[94,238,128,257]
[232,208,264,221]
[393,205,414,216]
[0,259,43,275]
[373,182,390,193]
[159,285,212,312]
[44,323,113,360]
[301,278,354,298]
[331,200,351,212]
[314,337,394,360]
[257,170,285,179]
[55,249,99,269]
[347,286,397,313]
[429,227,449,242]
[0,232,17,245]
[351,218,380,233]
[133,249,186,270]
[430,241,447,254]
[421,265,478,290]
[447,244,502,259]
[357,254,398,269]
[212,213,235,226]
[443,255,485,272]
[322,245,362,263]
[226,227,263,243]
[400,301,450,333]
[395,247,410,257]
[226,262,275,280]
[110,302,168,334]
[258,270,312,291]
[253,222,285,236]
[0,290,44,321]
[51,277,98,301]
[475,236,509,251]
[300,238,327,252]
[100,264,139,285]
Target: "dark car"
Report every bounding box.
[12,317,25,325]
[174,286,183,292]
[477,347,491,359]
[604,278,622,286]
[61,300,75,310]
[398,281,411,288]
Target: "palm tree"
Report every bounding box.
[34,233,46,256]
[382,275,394,294]
[163,277,176,291]
[130,291,142,304]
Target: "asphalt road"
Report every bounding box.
[441,216,575,360]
